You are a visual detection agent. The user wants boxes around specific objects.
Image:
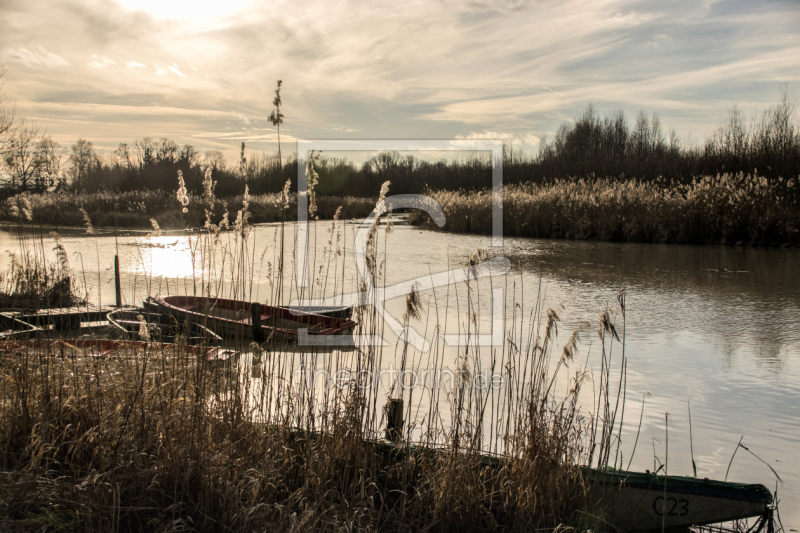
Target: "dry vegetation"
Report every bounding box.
[0,233,85,310]
[0,300,626,532]
[0,175,629,531]
[1,190,378,230]
[412,173,800,246]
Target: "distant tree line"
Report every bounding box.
[2,65,798,200]
[509,89,800,186]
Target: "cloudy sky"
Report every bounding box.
[1,0,798,163]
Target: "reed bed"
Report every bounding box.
[1,190,378,230]
[0,232,85,310]
[0,173,629,531]
[0,304,625,531]
[412,173,800,246]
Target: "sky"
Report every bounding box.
[1,0,799,165]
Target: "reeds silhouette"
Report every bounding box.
[413,173,800,246]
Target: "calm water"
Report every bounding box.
[2,222,798,526]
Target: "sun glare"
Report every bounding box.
[116,0,252,20]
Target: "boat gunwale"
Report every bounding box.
[153,295,356,337]
[107,308,223,342]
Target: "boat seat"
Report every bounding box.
[240,313,273,326]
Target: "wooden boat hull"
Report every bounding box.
[147,296,357,342]
[107,309,222,345]
[286,305,353,319]
[0,311,42,339]
[586,468,772,531]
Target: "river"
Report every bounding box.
[1,220,798,527]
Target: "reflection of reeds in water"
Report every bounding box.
[0,179,630,530]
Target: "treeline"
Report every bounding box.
[64,138,300,197]
[320,91,800,196]
[0,130,302,199]
[2,62,799,200]
[510,90,800,185]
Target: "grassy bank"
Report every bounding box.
[1,190,378,229]
[0,233,86,310]
[0,323,612,532]
[0,271,626,531]
[411,173,800,246]
[0,178,629,531]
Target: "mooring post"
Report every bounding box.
[385,398,404,442]
[250,302,265,342]
[114,255,122,307]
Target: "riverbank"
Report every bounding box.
[411,173,800,247]
[2,190,378,229]
[0,337,599,532]
[3,173,798,246]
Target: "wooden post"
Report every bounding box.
[385,398,404,442]
[250,302,265,342]
[114,256,122,307]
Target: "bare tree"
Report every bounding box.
[156,138,178,163]
[631,110,651,157]
[115,142,133,170]
[2,122,41,191]
[0,67,18,153]
[36,135,66,189]
[649,113,665,155]
[205,150,226,171]
[133,137,157,168]
[179,144,198,166]
[68,139,97,186]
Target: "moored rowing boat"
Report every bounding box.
[583,467,773,531]
[146,295,357,342]
[107,308,222,345]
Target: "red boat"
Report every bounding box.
[147,295,357,342]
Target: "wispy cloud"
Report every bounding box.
[14,100,253,121]
[1,45,70,68]
[0,0,797,160]
[192,130,298,143]
[167,63,186,77]
[87,54,115,69]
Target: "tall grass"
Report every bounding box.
[0,232,85,310]
[0,180,630,530]
[0,303,626,530]
[1,190,378,229]
[413,173,800,246]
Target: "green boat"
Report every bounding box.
[369,438,774,531]
[288,431,775,531]
[584,467,773,531]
